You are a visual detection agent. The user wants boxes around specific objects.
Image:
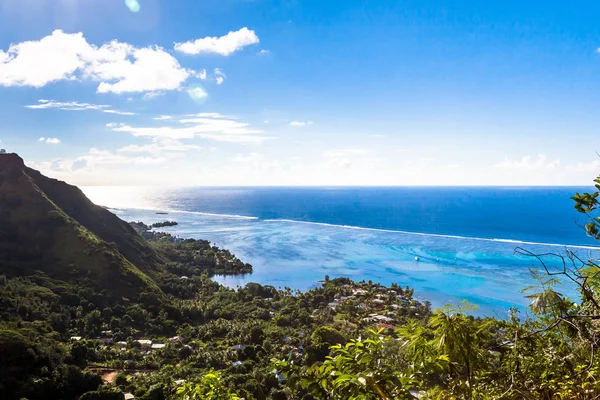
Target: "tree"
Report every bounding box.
[115,373,127,388]
[176,371,240,400]
[275,330,420,400]
[80,389,124,400]
[311,326,347,346]
[427,302,492,399]
[573,175,600,239]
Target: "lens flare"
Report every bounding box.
[187,85,208,103]
[125,0,141,13]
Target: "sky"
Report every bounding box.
[0,0,599,186]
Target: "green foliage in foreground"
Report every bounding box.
[573,174,600,239]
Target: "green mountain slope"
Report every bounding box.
[0,153,162,303]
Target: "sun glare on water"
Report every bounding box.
[80,186,167,210]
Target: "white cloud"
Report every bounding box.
[196,134,268,144]
[184,112,230,119]
[197,69,207,80]
[33,148,166,173]
[289,121,313,127]
[38,137,61,144]
[142,91,164,100]
[323,148,369,158]
[103,109,136,116]
[231,152,263,163]
[94,45,191,94]
[174,27,259,56]
[0,30,192,93]
[214,68,226,85]
[118,137,202,155]
[494,155,560,170]
[258,49,270,55]
[566,160,600,172]
[26,100,109,111]
[110,114,271,144]
[154,115,173,120]
[26,99,135,115]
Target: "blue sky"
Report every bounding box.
[0,0,599,185]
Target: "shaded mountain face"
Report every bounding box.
[0,153,163,303]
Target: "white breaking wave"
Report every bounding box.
[109,206,258,220]
[261,219,600,250]
[111,206,599,250]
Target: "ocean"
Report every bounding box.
[82,186,599,317]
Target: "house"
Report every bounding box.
[232,344,246,350]
[70,336,82,341]
[180,276,189,280]
[169,336,184,342]
[124,394,135,400]
[353,288,368,295]
[369,314,394,322]
[372,299,385,304]
[137,339,152,347]
[174,379,186,385]
[151,343,166,350]
[232,361,243,366]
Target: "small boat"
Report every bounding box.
[414,256,420,261]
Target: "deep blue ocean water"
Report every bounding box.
[82,186,600,316]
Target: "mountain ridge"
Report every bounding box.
[0,153,163,303]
